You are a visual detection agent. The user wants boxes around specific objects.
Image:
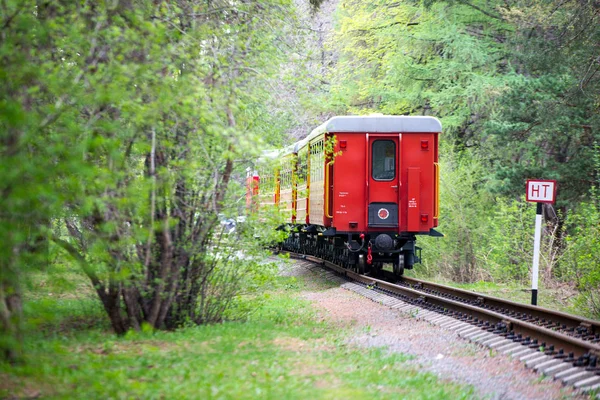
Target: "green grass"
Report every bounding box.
[437,279,579,314]
[408,263,581,316]
[2,272,474,399]
[22,260,110,335]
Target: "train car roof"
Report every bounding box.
[298,115,442,149]
[329,115,442,133]
[272,115,443,155]
[259,143,296,161]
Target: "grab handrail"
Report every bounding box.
[324,161,334,219]
[434,162,440,219]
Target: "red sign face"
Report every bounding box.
[526,180,557,204]
[377,208,390,220]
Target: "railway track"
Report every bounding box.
[283,251,600,395]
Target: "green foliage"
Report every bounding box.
[328,0,510,133]
[477,1,599,203]
[448,279,576,313]
[418,148,562,285]
[22,256,109,335]
[482,198,535,282]
[0,0,307,359]
[561,200,600,319]
[1,283,473,399]
[419,147,489,282]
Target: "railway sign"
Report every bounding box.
[526,179,558,306]
[526,179,557,204]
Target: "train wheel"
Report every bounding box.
[357,254,366,274]
[393,264,404,277]
[393,254,405,277]
[372,262,383,277]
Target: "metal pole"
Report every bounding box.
[531,202,543,305]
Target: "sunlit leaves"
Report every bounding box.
[1,0,303,355]
[328,0,510,128]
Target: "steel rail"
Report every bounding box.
[399,276,600,338]
[290,253,600,359]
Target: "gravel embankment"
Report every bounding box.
[282,259,588,400]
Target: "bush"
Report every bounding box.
[561,201,600,318]
[419,148,488,282]
[419,149,562,286]
[481,198,534,282]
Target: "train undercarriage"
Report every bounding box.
[280,224,422,277]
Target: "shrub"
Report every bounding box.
[561,201,600,318]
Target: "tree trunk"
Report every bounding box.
[103,280,127,335]
[0,279,22,363]
[214,107,236,211]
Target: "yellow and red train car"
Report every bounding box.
[248,115,442,276]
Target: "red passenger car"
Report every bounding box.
[250,115,442,276]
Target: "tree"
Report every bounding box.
[327,0,511,139]
[483,0,600,206]
[1,0,299,360]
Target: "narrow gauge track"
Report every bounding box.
[282,251,600,386]
[396,276,600,346]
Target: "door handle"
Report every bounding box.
[391,185,398,189]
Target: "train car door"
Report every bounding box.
[367,135,400,228]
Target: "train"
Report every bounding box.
[247,115,442,277]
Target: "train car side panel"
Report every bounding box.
[330,133,367,232]
[279,154,296,223]
[296,147,309,224]
[433,133,440,227]
[257,166,277,210]
[400,133,437,233]
[245,174,260,211]
[308,136,327,226]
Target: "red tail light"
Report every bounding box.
[421,214,429,223]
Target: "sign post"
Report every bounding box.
[526,180,557,306]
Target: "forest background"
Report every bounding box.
[1,0,599,364]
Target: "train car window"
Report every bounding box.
[372,140,396,181]
[280,169,287,189]
[258,166,274,193]
[262,173,273,192]
[297,149,308,184]
[280,157,293,190]
[309,139,324,181]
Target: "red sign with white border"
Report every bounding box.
[526,180,557,204]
